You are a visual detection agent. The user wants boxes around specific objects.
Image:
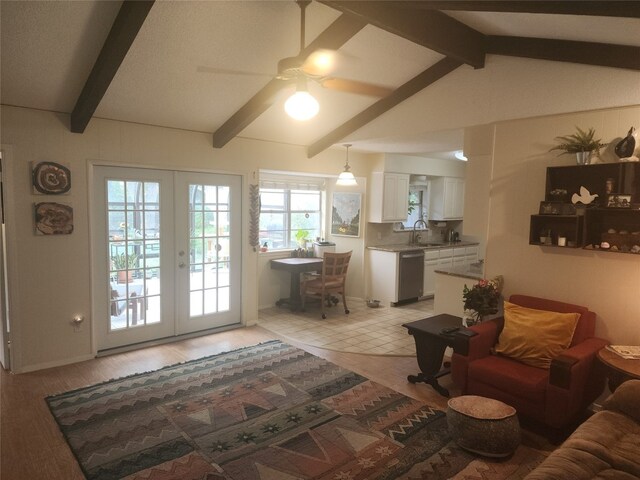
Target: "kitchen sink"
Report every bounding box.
[409,242,445,247]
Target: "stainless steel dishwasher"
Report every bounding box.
[398,250,424,302]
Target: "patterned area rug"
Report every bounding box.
[47,341,546,479]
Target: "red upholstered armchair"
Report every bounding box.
[451,294,609,429]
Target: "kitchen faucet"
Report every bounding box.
[410,218,428,244]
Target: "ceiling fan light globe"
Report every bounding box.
[304,50,334,76]
[284,91,319,121]
[336,171,357,186]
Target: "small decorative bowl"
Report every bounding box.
[367,299,381,308]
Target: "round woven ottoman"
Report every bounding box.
[446,395,520,457]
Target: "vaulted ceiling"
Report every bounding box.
[2,1,639,158]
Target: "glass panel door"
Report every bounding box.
[93,167,242,351]
[94,167,175,351]
[175,172,241,334]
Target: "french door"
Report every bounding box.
[93,166,242,351]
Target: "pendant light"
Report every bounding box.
[336,144,357,186]
[284,76,319,121]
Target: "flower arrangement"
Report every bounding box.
[462,276,503,325]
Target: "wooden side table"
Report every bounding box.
[597,347,640,392]
[403,314,477,397]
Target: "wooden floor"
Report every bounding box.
[0,325,456,480]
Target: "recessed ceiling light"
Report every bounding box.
[454,151,467,161]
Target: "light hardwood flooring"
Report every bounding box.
[0,325,457,480]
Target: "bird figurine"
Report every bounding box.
[571,186,598,205]
[615,126,636,158]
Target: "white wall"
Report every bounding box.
[465,104,640,344]
[0,105,370,372]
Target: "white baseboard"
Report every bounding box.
[14,354,95,374]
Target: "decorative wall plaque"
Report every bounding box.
[34,202,73,235]
[32,161,71,194]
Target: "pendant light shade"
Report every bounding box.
[284,77,319,121]
[336,144,357,186]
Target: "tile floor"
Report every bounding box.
[257,297,435,355]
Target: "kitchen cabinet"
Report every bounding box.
[368,249,400,304]
[430,177,465,220]
[368,172,410,222]
[423,245,478,298]
[423,250,439,297]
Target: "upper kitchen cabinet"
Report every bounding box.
[368,172,410,222]
[430,177,465,220]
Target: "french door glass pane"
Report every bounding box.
[188,183,231,317]
[107,180,161,330]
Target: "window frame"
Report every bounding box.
[259,186,323,251]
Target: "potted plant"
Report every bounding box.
[111,252,138,283]
[462,276,503,326]
[550,126,607,165]
[295,229,309,249]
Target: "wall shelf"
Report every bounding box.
[531,163,640,254]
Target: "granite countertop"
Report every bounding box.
[367,241,479,253]
[434,263,484,280]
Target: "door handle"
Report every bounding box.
[178,262,186,268]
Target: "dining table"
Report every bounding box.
[270,257,323,310]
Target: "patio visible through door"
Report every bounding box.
[93,167,242,351]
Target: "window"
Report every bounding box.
[259,174,324,250]
[401,185,429,230]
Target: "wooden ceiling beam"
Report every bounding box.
[320,1,485,68]
[487,36,640,71]
[307,57,462,158]
[405,1,640,18]
[212,14,367,149]
[70,1,155,133]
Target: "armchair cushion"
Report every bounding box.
[468,355,548,404]
[494,301,580,369]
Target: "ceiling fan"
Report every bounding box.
[199,0,393,120]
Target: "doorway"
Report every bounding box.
[92,166,242,351]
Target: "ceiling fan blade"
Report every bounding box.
[320,78,393,97]
[197,66,274,78]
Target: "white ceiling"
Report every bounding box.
[2,1,639,157]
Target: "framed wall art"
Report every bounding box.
[34,202,74,235]
[331,192,361,237]
[32,161,71,194]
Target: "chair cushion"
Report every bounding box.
[468,355,548,405]
[494,301,579,369]
[305,279,343,289]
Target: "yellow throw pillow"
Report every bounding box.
[494,301,580,369]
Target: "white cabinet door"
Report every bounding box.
[423,259,438,296]
[430,177,465,220]
[367,249,400,304]
[368,172,410,222]
[464,246,478,266]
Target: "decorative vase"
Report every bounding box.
[575,151,590,165]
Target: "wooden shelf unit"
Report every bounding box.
[531,163,640,253]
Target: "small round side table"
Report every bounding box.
[597,347,640,392]
[446,395,520,457]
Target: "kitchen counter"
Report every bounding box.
[435,264,484,281]
[367,241,479,253]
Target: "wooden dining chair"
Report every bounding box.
[300,251,352,319]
